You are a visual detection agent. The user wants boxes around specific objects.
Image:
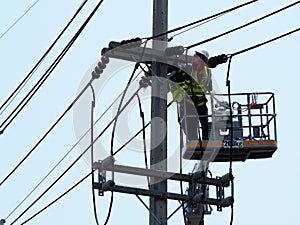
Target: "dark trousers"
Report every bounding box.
[180,101,208,141]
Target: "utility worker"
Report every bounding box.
[169,50,212,141]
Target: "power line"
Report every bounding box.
[0,0,89,117]
[2,69,144,218]
[186,1,300,49]
[0,80,92,186]
[0,0,105,135]
[229,26,300,57]
[90,83,100,225]
[0,0,40,40]
[145,0,258,41]
[19,171,93,225]
[9,77,144,224]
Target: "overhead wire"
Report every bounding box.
[186,1,300,49]
[136,93,150,188]
[3,67,145,220]
[144,0,258,41]
[0,0,40,40]
[0,0,105,135]
[220,23,300,225]
[19,171,93,225]
[9,67,148,224]
[90,83,100,225]
[0,79,92,186]
[0,0,89,117]
[167,14,224,42]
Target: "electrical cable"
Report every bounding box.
[103,192,114,225]
[0,0,89,117]
[110,63,140,155]
[0,0,105,135]
[11,77,146,224]
[229,26,300,57]
[0,80,92,186]
[0,0,40,40]
[168,14,224,42]
[186,1,300,49]
[19,171,93,225]
[90,83,100,225]
[4,72,144,220]
[136,93,150,188]
[225,56,235,225]
[144,0,258,41]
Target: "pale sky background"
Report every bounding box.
[0,0,299,225]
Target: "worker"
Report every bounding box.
[169,50,212,142]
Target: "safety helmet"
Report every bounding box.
[195,50,209,63]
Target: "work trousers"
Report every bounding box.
[179,100,208,141]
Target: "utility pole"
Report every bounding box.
[150,1,168,225]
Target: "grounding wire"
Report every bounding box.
[186,1,300,49]
[0,0,105,135]
[0,0,89,117]
[0,0,40,40]
[19,171,93,225]
[144,0,258,41]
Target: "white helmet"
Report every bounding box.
[195,49,209,63]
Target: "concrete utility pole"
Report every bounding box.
[150,1,168,225]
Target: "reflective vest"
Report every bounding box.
[170,63,211,107]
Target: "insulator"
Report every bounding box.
[92,71,100,79]
[94,66,103,75]
[101,47,109,56]
[221,196,234,207]
[101,55,109,64]
[120,37,142,49]
[97,62,106,70]
[108,41,121,50]
[208,54,228,68]
[164,46,185,56]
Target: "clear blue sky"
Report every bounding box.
[0,0,299,225]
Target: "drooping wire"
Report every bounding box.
[8,71,144,224]
[90,83,100,225]
[0,79,93,186]
[19,171,93,225]
[136,93,150,188]
[0,0,40,40]
[110,63,140,155]
[0,0,89,116]
[186,1,300,49]
[0,0,105,135]
[103,192,114,225]
[225,56,235,225]
[144,0,258,41]
[5,71,143,215]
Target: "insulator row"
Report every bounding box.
[208,54,228,68]
[101,38,142,56]
[92,55,110,79]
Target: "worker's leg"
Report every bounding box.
[180,102,199,141]
[197,104,209,140]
